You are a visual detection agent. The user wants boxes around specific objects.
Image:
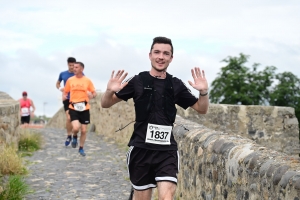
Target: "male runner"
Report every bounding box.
[19,91,36,126]
[56,57,76,146]
[101,36,209,200]
[63,62,96,156]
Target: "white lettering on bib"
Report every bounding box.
[145,123,172,145]
[21,108,30,116]
[73,102,86,111]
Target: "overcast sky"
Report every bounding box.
[1,0,299,117]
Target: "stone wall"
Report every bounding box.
[177,104,299,156]
[47,92,300,199]
[0,91,20,145]
[174,115,300,199]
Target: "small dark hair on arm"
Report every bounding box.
[67,57,76,63]
[75,62,84,68]
[150,36,174,55]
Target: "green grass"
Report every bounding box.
[0,175,31,200]
[0,145,26,175]
[18,130,43,153]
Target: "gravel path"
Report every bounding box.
[24,128,131,200]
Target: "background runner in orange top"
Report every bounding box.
[63,62,97,156]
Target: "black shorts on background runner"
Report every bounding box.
[21,116,30,124]
[126,146,179,190]
[69,109,90,124]
[63,99,70,111]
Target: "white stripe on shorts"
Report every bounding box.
[126,146,134,177]
[132,183,157,190]
[155,176,178,183]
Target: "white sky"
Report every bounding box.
[0,0,299,117]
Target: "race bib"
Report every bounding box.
[21,108,29,116]
[73,102,86,111]
[145,123,172,145]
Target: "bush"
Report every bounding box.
[0,145,25,175]
[18,130,42,152]
[0,175,31,200]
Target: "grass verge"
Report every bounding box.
[0,145,26,175]
[18,130,43,153]
[0,175,31,200]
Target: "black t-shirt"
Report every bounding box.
[115,73,198,150]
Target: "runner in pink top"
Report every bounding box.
[19,91,36,125]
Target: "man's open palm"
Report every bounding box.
[188,67,208,91]
[107,70,128,92]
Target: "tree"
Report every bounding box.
[269,72,300,120]
[210,53,277,105]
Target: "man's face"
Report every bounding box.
[149,43,173,72]
[73,63,83,75]
[22,95,27,100]
[68,62,75,72]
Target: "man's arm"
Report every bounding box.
[56,80,61,89]
[63,79,70,100]
[188,67,209,114]
[101,90,122,108]
[101,70,128,108]
[191,91,209,114]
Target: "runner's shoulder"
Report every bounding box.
[124,75,137,84]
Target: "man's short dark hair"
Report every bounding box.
[150,36,174,56]
[67,57,76,63]
[75,62,84,68]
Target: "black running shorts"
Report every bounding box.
[69,109,90,124]
[63,99,70,111]
[21,116,30,124]
[126,146,179,190]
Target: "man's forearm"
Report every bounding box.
[101,90,116,108]
[197,93,209,114]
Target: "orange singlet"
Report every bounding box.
[64,76,96,110]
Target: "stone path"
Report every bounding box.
[24,128,131,200]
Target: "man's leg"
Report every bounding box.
[66,110,72,136]
[71,120,81,148]
[79,124,87,147]
[78,124,87,156]
[133,189,152,200]
[64,110,73,146]
[157,181,177,200]
[64,100,73,146]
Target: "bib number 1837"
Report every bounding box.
[145,123,172,145]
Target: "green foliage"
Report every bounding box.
[210,53,277,105]
[18,131,42,153]
[0,175,31,200]
[269,72,300,122]
[210,53,300,130]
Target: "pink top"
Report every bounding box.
[19,98,31,116]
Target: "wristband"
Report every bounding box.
[200,92,208,96]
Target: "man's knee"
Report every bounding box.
[157,181,176,199]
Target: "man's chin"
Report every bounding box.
[153,66,167,72]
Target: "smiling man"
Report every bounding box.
[101,36,209,200]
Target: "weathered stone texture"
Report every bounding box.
[177,104,299,156]
[47,92,300,199]
[174,115,300,199]
[0,91,20,145]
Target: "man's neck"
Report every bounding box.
[75,74,83,78]
[149,70,166,79]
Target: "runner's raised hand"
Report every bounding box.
[106,70,128,92]
[188,67,208,92]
